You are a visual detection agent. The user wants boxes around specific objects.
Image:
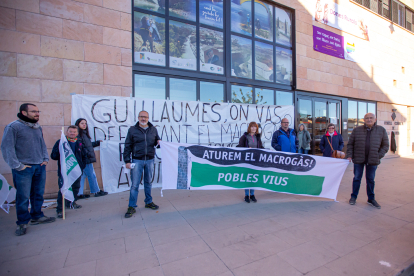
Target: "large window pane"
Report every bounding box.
[358,102,367,125]
[200,82,224,102]
[199,0,224,28]
[368,103,376,115]
[135,74,165,99]
[231,0,252,36]
[255,1,273,42]
[255,88,273,105]
[276,91,292,105]
[169,21,196,70]
[170,78,196,101]
[275,7,292,47]
[231,36,252,79]
[169,0,196,21]
[275,47,292,85]
[134,12,165,66]
[348,101,357,136]
[200,28,224,74]
[134,0,165,14]
[255,41,273,82]
[232,85,253,103]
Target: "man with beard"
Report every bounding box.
[1,103,55,236]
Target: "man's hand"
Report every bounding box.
[41,161,48,166]
[347,158,352,162]
[22,165,32,170]
[126,163,132,169]
[157,140,160,146]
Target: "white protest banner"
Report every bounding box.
[312,0,370,41]
[0,174,16,213]
[161,142,348,200]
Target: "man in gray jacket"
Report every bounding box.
[346,113,389,209]
[1,103,55,236]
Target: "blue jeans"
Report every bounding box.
[351,163,378,200]
[78,163,100,195]
[128,159,154,208]
[298,148,309,154]
[245,189,254,196]
[12,164,46,225]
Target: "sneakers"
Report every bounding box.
[57,212,63,219]
[145,202,159,210]
[250,195,257,203]
[244,196,250,203]
[78,194,90,199]
[349,197,356,205]
[368,199,381,209]
[95,190,108,197]
[15,224,27,236]
[30,216,56,225]
[70,202,82,209]
[125,207,136,218]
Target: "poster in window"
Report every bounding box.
[275,47,292,85]
[275,7,292,47]
[134,12,166,66]
[169,21,197,70]
[255,41,273,82]
[231,0,252,36]
[231,36,252,79]
[199,0,224,28]
[169,0,196,21]
[254,1,273,42]
[200,28,224,74]
[134,0,165,14]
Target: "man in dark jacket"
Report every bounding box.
[346,113,389,209]
[271,118,297,153]
[51,125,87,218]
[124,111,161,218]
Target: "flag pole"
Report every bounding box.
[61,127,65,220]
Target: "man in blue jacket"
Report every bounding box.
[271,118,297,153]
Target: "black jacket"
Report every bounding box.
[78,132,100,164]
[51,138,87,179]
[236,132,264,148]
[123,122,160,163]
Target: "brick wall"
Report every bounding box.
[0,0,132,198]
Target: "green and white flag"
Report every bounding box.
[161,142,349,200]
[0,174,16,213]
[59,131,82,202]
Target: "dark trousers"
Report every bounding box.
[57,176,81,212]
[351,163,378,200]
[12,164,46,225]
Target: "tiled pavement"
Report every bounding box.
[1,156,414,276]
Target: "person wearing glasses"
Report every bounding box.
[271,118,297,153]
[319,123,344,157]
[1,103,55,236]
[123,111,161,218]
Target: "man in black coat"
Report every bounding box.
[51,125,88,218]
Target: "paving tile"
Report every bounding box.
[149,223,198,247]
[0,239,45,263]
[201,227,253,250]
[232,254,302,276]
[340,223,383,242]
[42,230,100,254]
[384,206,414,222]
[315,230,368,256]
[40,260,96,276]
[162,251,228,276]
[329,207,371,226]
[237,217,286,237]
[188,220,219,235]
[363,213,408,235]
[125,232,152,252]
[277,240,339,274]
[272,226,314,247]
[130,266,164,276]
[305,266,340,276]
[272,210,313,228]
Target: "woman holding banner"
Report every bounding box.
[319,123,344,157]
[237,122,264,203]
[75,119,108,198]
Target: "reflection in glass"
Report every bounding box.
[231,0,252,36]
[314,101,327,155]
[358,102,367,125]
[255,88,273,105]
[169,0,196,21]
[275,47,292,85]
[169,21,196,70]
[231,36,252,79]
[255,41,273,82]
[275,7,292,46]
[329,102,340,133]
[134,0,165,14]
[348,101,357,136]
[200,82,224,102]
[276,91,292,105]
[134,74,165,99]
[199,28,224,74]
[199,0,224,28]
[255,1,273,42]
[232,85,253,104]
[368,103,376,115]
[134,12,165,66]
[298,98,313,152]
[170,78,196,101]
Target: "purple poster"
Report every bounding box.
[313,26,344,59]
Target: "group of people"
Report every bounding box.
[1,103,389,237]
